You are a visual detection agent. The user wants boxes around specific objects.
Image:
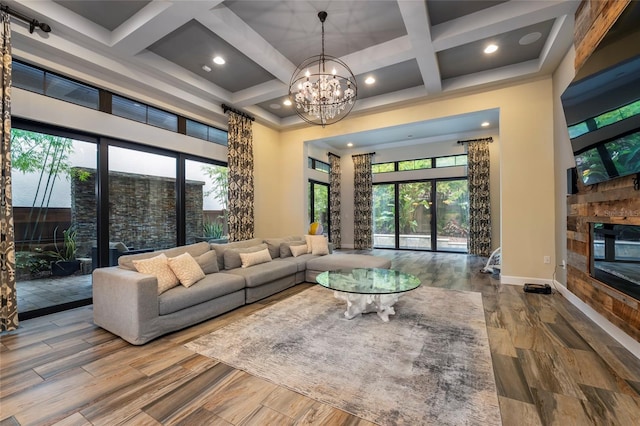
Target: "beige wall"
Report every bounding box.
[552,46,578,287]
[268,78,556,282]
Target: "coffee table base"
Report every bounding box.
[333,291,400,322]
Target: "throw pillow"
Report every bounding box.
[309,235,330,255]
[195,250,219,274]
[239,248,272,268]
[279,240,306,258]
[223,243,269,270]
[132,253,179,295]
[290,244,308,257]
[167,253,206,288]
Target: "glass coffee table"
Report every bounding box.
[316,268,421,322]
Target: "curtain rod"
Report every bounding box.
[0,4,51,33]
[221,104,255,121]
[457,137,493,144]
[328,152,340,158]
[351,152,376,157]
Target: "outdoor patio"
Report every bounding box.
[16,274,93,313]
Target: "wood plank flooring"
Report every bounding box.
[2,250,640,425]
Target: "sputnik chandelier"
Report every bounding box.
[288,11,357,127]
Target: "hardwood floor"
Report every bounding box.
[2,250,640,425]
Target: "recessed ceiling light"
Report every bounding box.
[365,76,375,85]
[347,142,354,147]
[484,44,498,54]
[269,103,281,110]
[283,99,292,106]
[519,32,542,46]
[481,121,490,127]
[202,65,212,72]
[213,56,225,65]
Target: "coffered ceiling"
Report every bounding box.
[6,0,579,135]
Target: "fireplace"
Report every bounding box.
[591,223,640,300]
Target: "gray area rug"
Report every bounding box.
[186,285,501,425]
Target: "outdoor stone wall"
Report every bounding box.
[71,167,204,257]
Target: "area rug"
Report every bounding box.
[185,285,501,425]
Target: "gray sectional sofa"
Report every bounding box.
[93,236,391,345]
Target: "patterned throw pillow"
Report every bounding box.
[167,253,206,287]
[239,248,272,268]
[132,253,179,295]
[290,244,308,257]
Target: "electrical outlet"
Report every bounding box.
[544,256,550,264]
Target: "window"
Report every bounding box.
[435,155,467,168]
[112,95,178,132]
[186,160,228,244]
[308,158,330,173]
[373,155,467,173]
[398,159,432,171]
[187,119,228,146]
[309,181,329,234]
[372,178,468,252]
[13,60,99,109]
[372,162,395,173]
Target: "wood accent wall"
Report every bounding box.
[573,0,630,71]
[567,175,640,341]
[568,0,639,341]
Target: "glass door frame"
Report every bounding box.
[372,176,468,253]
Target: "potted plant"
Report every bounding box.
[197,217,228,244]
[48,227,80,276]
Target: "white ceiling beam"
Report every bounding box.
[197,5,296,84]
[431,0,579,52]
[537,14,575,74]
[232,80,288,108]
[397,0,442,94]
[110,2,223,55]
[442,59,540,92]
[339,36,415,75]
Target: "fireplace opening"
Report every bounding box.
[591,223,640,300]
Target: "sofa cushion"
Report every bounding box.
[224,243,268,270]
[167,253,205,287]
[195,250,219,274]
[306,253,392,272]
[211,238,262,270]
[158,272,246,315]
[264,236,305,259]
[132,253,179,295]
[226,260,297,288]
[276,254,317,272]
[119,242,210,271]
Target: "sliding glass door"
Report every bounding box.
[373,179,468,252]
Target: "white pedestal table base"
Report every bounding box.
[333,291,400,322]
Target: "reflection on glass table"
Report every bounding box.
[316,268,421,322]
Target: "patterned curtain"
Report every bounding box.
[1,12,18,332]
[227,112,254,242]
[328,153,341,248]
[352,153,373,250]
[467,140,492,256]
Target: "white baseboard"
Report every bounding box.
[501,275,640,358]
[552,280,640,359]
[500,275,549,286]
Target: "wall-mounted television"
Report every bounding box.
[561,2,640,186]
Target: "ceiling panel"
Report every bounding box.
[223,0,407,66]
[356,60,424,100]
[148,20,276,92]
[427,0,509,26]
[437,19,555,80]
[53,0,150,31]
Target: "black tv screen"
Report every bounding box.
[561,2,640,186]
